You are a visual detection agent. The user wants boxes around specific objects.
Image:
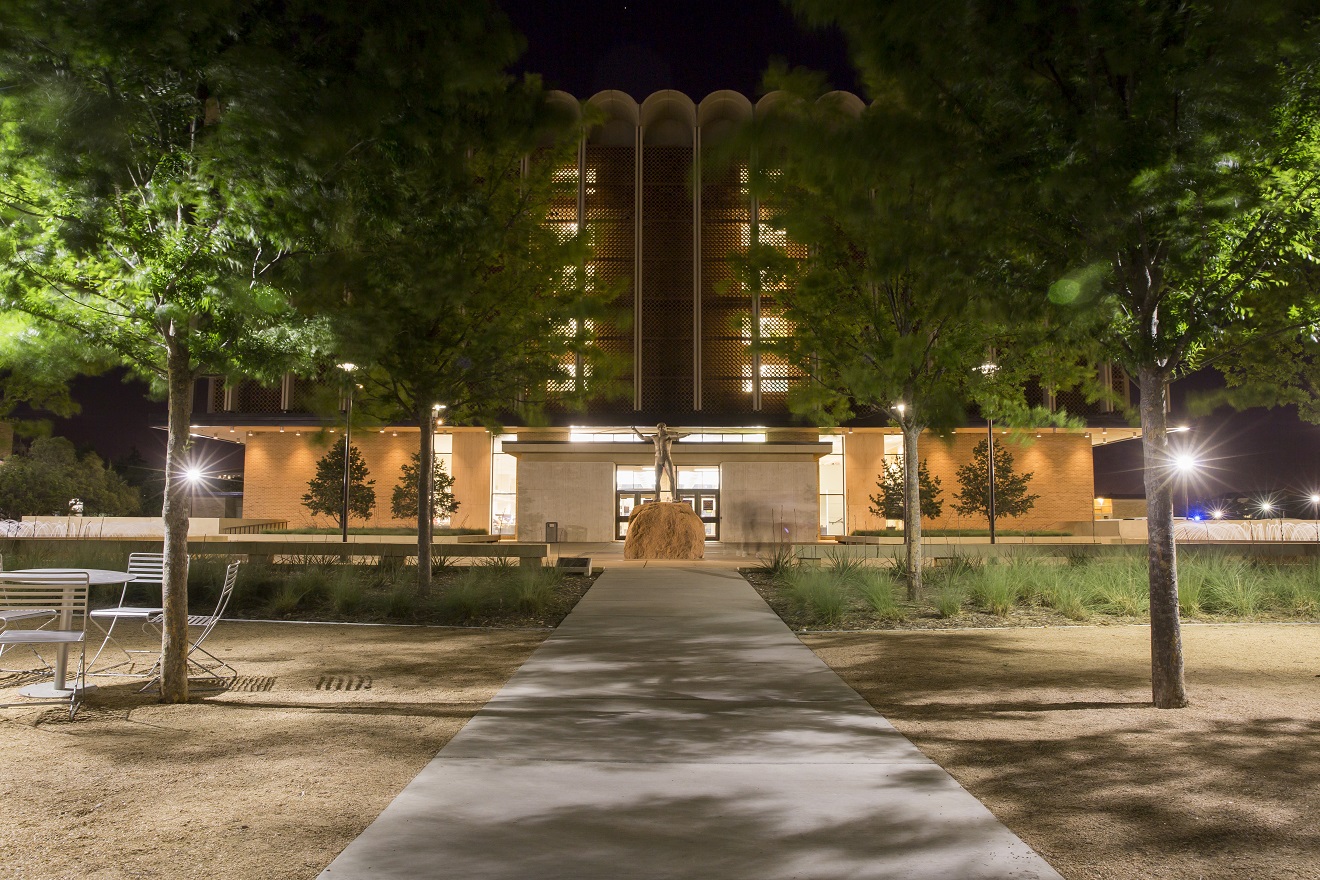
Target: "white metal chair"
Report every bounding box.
[88,552,166,674]
[142,560,240,690]
[0,572,90,719]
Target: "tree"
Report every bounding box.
[734,72,1084,598]
[953,440,1039,530]
[280,23,612,593]
[869,457,942,522]
[792,0,1320,707]
[392,453,458,524]
[0,436,139,519]
[0,2,324,702]
[302,444,375,529]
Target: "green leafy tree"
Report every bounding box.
[392,454,458,524]
[302,443,375,529]
[0,2,325,702]
[733,72,1086,597]
[792,0,1320,707]
[0,437,139,519]
[280,24,613,593]
[869,457,942,522]
[953,440,1039,529]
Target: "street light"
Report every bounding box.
[1174,453,1197,519]
[974,363,1000,545]
[1309,493,1320,546]
[337,363,357,543]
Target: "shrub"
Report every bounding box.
[1089,558,1149,616]
[756,544,798,582]
[1265,566,1320,615]
[1033,567,1092,620]
[1176,556,1211,616]
[783,568,849,625]
[932,583,967,618]
[970,564,1020,615]
[507,567,559,614]
[824,551,867,587]
[1205,557,1265,616]
[856,572,905,621]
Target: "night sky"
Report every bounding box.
[43,0,1320,505]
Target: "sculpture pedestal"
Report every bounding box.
[623,502,705,560]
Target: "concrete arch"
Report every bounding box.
[586,90,639,146]
[640,90,696,147]
[820,90,867,117]
[546,89,583,121]
[697,90,753,147]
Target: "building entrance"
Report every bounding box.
[615,465,721,541]
[616,490,720,541]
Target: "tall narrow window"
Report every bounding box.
[819,435,846,536]
[490,434,518,537]
[434,433,455,527]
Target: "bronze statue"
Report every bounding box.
[632,423,690,499]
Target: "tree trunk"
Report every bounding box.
[1138,365,1188,709]
[416,402,434,596]
[159,340,193,703]
[901,421,924,600]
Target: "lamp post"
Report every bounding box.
[974,362,999,545]
[1310,494,1320,546]
[986,418,997,545]
[338,363,357,543]
[1173,453,1197,519]
[183,465,203,518]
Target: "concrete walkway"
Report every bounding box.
[319,567,1063,880]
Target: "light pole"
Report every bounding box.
[987,418,997,544]
[974,362,999,545]
[1174,453,1197,519]
[183,465,204,518]
[338,363,357,543]
[1310,494,1320,546]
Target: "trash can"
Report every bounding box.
[545,521,559,544]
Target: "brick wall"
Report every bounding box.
[844,429,1095,533]
[243,430,408,527]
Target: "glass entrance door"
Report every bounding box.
[678,491,720,540]
[616,490,719,541]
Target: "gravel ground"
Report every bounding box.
[0,622,545,880]
[801,624,1320,880]
[4,596,1317,880]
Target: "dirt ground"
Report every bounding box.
[0,622,545,880]
[802,624,1320,880]
[3,616,1318,880]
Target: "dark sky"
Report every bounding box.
[500,0,857,99]
[44,0,1319,505]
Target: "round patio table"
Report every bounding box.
[8,569,136,698]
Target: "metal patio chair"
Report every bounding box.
[0,572,90,719]
[88,552,166,674]
[142,560,240,690]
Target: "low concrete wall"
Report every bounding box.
[17,516,286,537]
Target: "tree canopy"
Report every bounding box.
[792,0,1320,707]
[733,70,1090,595]
[953,440,1039,529]
[0,436,139,519]
[302,443,376,529]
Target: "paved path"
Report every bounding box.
[319,567,1063,879]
